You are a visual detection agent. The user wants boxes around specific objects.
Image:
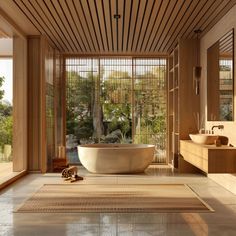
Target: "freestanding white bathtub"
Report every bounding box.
[78,143,155,174]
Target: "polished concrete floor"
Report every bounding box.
[1,165,236,235]
[0,162,12,178]
[0,162,21,187]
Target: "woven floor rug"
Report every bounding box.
[16,184,213,213]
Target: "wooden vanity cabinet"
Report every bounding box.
[180,140,236,173]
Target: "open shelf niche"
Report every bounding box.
[167,39,200,168]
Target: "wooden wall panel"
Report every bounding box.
[27,36,41,171]
[27,36,59,172]
[12,35,27,172]
[207,42,220,121]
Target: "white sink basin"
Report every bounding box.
[189,134,218,145]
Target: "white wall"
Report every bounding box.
[200,5,236,146]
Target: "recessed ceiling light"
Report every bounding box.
[113,14,121,19]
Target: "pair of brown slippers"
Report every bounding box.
[64,174,84,183]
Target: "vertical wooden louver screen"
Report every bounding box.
[65,57,167,163]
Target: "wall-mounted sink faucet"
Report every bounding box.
[211,125,224,133]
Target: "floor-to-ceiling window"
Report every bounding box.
[66,58,99,163]
[65,57,167,164]
[133,59,167,163]
[0,38,13,178]
[100,59,132,144]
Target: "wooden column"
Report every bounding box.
[27,36,42,171]
[12,35,27,172]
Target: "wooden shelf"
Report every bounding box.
[167,39,200,169]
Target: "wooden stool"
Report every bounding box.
[52,158,69,172]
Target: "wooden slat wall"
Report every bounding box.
[12,35,27,172]
[27,36,41,171]
[27,35,61,172]
[9,0,236,54]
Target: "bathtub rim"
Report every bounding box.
[78,143,155,150]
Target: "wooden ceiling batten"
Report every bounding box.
[34,0,69,51]
[110,0,117,52]
[44,0,76,52]
[127,0,139,52]
[137,0,158,52]
[66,0,91,52]
[130,0,143,52]
[74,0,97,52]
[12,0,40,34]
[163,0,200,52]
[141,0,163,52]
[102,0,113,52]
[117,0,124,52]
[13,0,60,51]
[199,0,236,38]
[132,0,148,52]
[95,0,109,52]
[144,0,170,52]
[61,0,87,52]
[123,0,132,52]
[38,0,72,52]
[76,0,97,51]
[108,0,114,52]
[154,0,185,52]
[51,0,81,52]
[186,0,226,39]
[158,0,191,52]
[87,0,104,52]
[151,0,179,52]
[23,0,63,51]
[121,0,126,52]
[135,0,155,52]
[5,0,236,54]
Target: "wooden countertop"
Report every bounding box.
[180,140,236,150]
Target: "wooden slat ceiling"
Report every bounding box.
[10,0,236,54]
